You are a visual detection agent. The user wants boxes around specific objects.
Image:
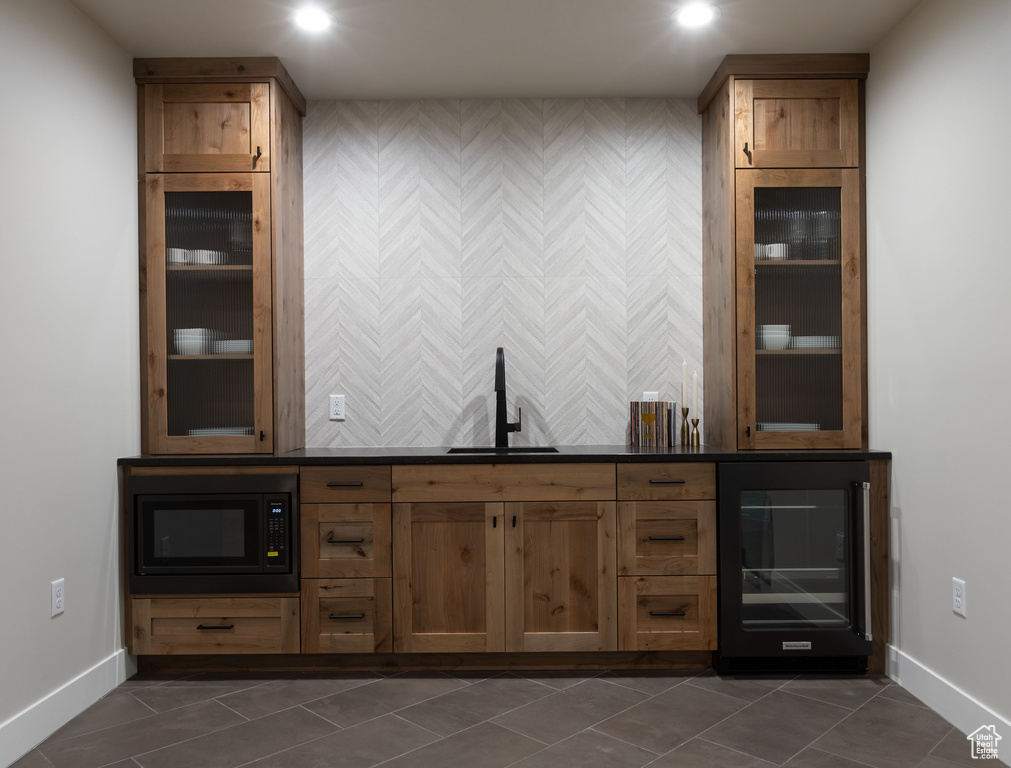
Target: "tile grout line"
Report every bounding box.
[585,726,662,757]
[770,688,897,767]
[636,680,800,766]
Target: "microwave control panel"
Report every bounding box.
[265,498,288,567]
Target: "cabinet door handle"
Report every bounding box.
[327,538,365,544]
[746,426,752,437]
[649,479,686,484]
[648,536,686,541]
[196,624,234,630]
[328,613,365,621]
[861,481,873,642]
[493,516,497,528]
[326,482,364,487]
[512,516,517,528]
[649,612,686,617]
[253,145,262,168]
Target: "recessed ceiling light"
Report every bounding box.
[674,2,720,27]
[293,7,335,32]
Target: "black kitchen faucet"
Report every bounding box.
[494,347,522,448]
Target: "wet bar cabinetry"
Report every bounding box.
[136,58,305,454]
[700,55,869,449]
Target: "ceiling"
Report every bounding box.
[68,0,922,101]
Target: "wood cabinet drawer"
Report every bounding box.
[300,466,392,503]
[392,463,615,502]
[301,503,391,578]
[616,463,716,500]
[301,579,392,653]
[618,576,716,651]
[130,597,299,655]
[618,501,716,576]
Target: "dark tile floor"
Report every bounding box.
[11,670,986,768]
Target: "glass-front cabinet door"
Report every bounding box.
[735,168,862,449]
[144,173,273,453]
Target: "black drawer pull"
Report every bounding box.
[648,536,686,541]
[649,479,686,484]
[328,614,365,621]
[326,481,364,487]
[327,538,365,544]
[196,624,234,630]
[649,612,686,617]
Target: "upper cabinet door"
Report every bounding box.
[735,80,859,168]
[144,172,274,454]
[735,167,863,450]
[144,83,270,173]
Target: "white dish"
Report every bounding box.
[166,248,189,264]
[174,339,205,355]
[757,422,821,431]
[790,335,841,349]
[211,339,253,355]
[191,249,225,265]
[185,427,254,436]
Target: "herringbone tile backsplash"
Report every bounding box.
[304,98,702,447]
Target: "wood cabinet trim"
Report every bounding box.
[392,463,616,502]
[697,53,869,113]
[134,57,307,116]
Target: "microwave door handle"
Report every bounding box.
[861,481,873,642]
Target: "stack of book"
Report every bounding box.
[630,401,677,448]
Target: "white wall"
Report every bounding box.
[868,0,1011,730]
[0,0,138,763]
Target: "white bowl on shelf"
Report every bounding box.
[757,324,791,350]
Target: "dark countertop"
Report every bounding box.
[119,444,890,466]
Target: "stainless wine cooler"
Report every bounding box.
[717,461,872,674]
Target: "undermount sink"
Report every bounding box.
[446,446,559,454]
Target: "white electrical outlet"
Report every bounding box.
[329,394,345,421]
[51,578,64,617]
[952,577,966,618]
[643,391,659,402]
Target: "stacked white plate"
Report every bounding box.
[165,249,227,265]
[757,422,821,431]
[210,339,254,355]
[173,328,215,355]
[790,335,840,349]
[186,427,254,436]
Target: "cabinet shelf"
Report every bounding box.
[168,354,254,361]
[757,349,840,356]
[754,260,839,267]
[166,265,253,272]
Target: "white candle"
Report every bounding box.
[682,360,687,409]
[693,371,698,414]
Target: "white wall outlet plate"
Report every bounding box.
[643,391,659,401]
[329,394,345,421]
[952,577,966,618]
[51,578,64,617]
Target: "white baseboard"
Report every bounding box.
[0,648,134,768]
[889,644,1010,767]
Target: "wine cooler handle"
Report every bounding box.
[862,481,873,642]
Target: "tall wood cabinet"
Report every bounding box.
[136,58,305,454]
[700,55,869,450]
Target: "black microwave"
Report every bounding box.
[128,472,298,594]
